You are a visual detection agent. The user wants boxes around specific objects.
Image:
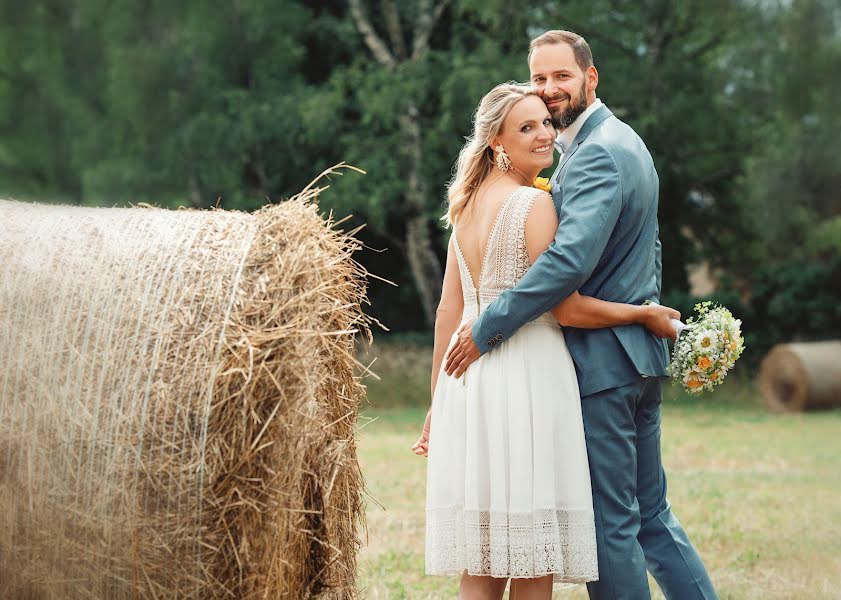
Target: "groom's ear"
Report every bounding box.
[587,65,599,93]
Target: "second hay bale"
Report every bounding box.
[758,341,841,412]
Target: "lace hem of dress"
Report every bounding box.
[425,507,598,586]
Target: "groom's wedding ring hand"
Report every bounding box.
[444,321,481,378]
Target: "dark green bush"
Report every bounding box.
[663,253,841,369]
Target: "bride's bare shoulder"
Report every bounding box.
[527,190,556,222]
[524,190,558,258]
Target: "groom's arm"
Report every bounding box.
[472,143,623,354]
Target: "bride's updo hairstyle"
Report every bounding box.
[444,82,537,228]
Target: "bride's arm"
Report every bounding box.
[526,192,679,337]
[413,237,464,457]
[431,237,465,395]
[550,291,676,332]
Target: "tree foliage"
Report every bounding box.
[0,0,838,348]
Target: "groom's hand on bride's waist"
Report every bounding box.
[444,319,481,378]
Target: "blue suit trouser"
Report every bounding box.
[581,378,718,600]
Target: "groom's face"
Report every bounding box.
[529,43,595,129]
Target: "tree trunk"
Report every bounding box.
[405,214,442,326]
[401,107,442,327]
[189,175,203,208]
[348,0,449,328]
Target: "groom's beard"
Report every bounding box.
[550,83,588,130]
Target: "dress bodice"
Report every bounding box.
[452,186,542,317]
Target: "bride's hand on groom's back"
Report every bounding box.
[639,304,681,341]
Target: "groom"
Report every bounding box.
[445,30,718,600]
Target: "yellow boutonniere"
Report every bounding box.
[533,177,551,192]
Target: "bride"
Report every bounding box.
[411,82,678,600]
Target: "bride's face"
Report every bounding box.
[494,95,555,174]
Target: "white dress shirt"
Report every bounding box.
[555,97,603,155]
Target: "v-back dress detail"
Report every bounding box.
[425,186,598,587]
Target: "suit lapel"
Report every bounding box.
[552,105,613,185]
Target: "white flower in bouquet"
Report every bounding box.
[667,301,745,393]
[694,330,717,354]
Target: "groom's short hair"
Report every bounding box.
[529,30,594,72]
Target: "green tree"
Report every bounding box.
[737,0,841,267]
[1,0,836,341]
[344,0,450,327]
[0,1,106,203]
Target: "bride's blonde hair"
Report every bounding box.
[444,82,538,227]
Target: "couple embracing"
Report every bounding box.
[411,30,718,600]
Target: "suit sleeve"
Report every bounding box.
[472,143,623,354]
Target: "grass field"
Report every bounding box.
[354,342,841,599]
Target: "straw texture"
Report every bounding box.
[0,172,371,598]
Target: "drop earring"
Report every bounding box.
[495,145,512,173]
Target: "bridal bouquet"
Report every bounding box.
[668,301,745,394]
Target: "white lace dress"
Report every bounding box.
[425,186,598,587]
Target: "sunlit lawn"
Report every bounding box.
[355,342,841,599]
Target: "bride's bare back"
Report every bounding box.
[454,180,522,289]
[454,178,558,294]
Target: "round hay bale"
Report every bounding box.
[758,341,841,412]
[0,172,371,599]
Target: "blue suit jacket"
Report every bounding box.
[472,105,669,396]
